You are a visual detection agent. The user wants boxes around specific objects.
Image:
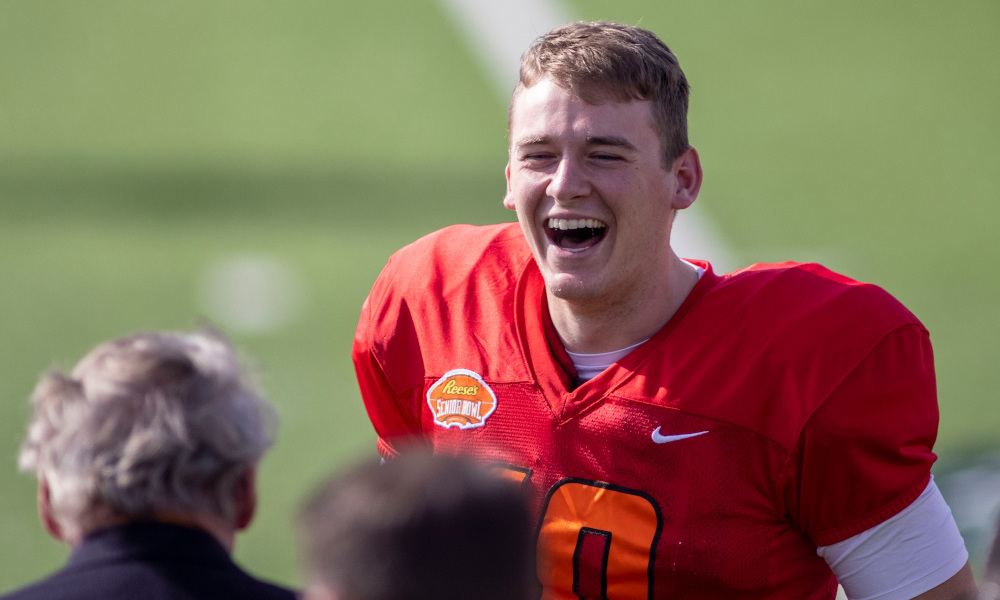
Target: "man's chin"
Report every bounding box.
[542,273,603,302]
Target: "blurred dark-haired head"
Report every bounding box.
[298,452,536,600]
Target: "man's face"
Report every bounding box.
[504,77,695,307]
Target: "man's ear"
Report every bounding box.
[670,147,703,210]
[234,466,258,531]
[503,162,516,211]
[38,478,65,543]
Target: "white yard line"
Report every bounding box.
[435,0,739,273]
[436,0,570,99]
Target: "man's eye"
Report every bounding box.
[593,153,623,161]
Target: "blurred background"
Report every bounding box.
[1,0,997,591]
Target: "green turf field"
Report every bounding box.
[1,0,997,591]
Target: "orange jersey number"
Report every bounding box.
[490,467,663,600]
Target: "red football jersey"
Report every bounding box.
[353,223,938,599]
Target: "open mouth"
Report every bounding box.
[546,218,608,252]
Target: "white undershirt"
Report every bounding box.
[563,256,967,597]
[566,341,646,381]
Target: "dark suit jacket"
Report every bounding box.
[1,522,297,600]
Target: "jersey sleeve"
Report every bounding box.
[352,265,428,460]
[781,323,939,547]
[817,478,969,600]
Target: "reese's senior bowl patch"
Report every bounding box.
[427,369,497,430]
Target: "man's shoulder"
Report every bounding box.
[650,261,932,451]
[1,570,295,600]
[357,223,535,392]
[724,261,892,295]
[373,222,531,298]
[0,572,75,600]
[0,524,297,600]
[391,222,528,268]
[715,261,921,330]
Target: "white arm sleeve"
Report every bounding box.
[816,478,968,600]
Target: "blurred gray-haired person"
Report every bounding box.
[2,331,296,600]
[298,452,536,600]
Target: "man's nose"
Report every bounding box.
[546,157,590,203]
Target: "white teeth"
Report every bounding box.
[547,218,606,230]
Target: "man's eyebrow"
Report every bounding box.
[514,135,639,151]
[586,135,638,151]
[513,136,550,149]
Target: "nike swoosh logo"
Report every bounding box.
[651,427,709,444]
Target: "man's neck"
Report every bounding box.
[548,256,700,354]
[69,508,237,553]
[154,509,237,553]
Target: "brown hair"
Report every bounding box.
[298,452,536,600]
[512,21,691,166]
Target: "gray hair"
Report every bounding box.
[19,331,277,541]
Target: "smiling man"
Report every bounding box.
[353,21,975,599]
